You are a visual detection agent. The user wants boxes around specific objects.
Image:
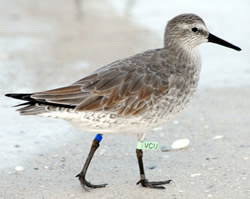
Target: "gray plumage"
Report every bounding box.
[6,13,241,140]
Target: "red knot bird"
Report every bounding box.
[6,13,241,189]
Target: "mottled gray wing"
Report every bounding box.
[32,52,172,116]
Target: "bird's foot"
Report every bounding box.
[76,173,108,189]
[136,179,171,189]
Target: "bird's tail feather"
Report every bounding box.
[17,104,49,115]
[5,93,74,115]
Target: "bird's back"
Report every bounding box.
[6,47,201,133]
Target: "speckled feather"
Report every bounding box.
[7,14,210,138]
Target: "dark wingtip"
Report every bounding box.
[5,93,12,97]
[5,93,20,98]
[5,93,22,97]
[5,93,32,101]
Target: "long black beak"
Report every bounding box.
[208,33,241,51]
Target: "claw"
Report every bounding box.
[136,179,171,189]
[76,173,108,189]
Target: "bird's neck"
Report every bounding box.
[163,43,202,79]
[165,40,201,64]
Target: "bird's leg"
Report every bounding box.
[136,149,171,189]
[76,134,107,189]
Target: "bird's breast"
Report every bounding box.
[145,59,201,125]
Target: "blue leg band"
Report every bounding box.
[94,134,103,143]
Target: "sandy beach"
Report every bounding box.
[0,0,249,198]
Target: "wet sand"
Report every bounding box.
[0,0,249,198]
[1,88,250,199]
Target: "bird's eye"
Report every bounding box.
[192,27,198,32]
